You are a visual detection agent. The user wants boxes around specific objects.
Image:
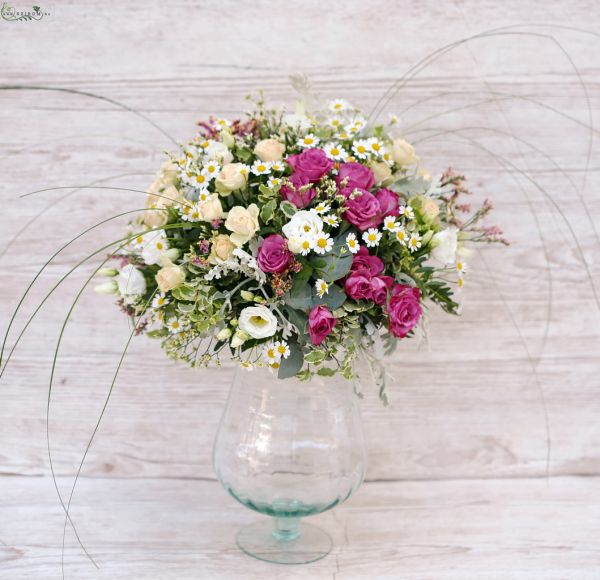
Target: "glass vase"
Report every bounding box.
[213,365,367,564]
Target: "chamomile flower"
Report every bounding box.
[336,131,350,141]
[408,232,422,252]
[270,160,285,172]
[297,133,320,148]
[201,160,220,178]
[399,204,415,220]
[214,118,230,131]
[167,318,185,334]
[183,203,203,223]
[345,116,367,135]
[274,340,291,359]
[240,361,255,370]
[346,232,360,253]
[383,216,399,232]
[457,277,465,290]
[323,142,349,162]
[198,190,211,203]
[329,99,350,113]
[363,228,382,248]
[367,138,386,157]
[238,164,250,178]
[251,159,272,175]
[141,231,170,265]
[152,293,170,309]
[196,138,211,150]
[394,227,408,245]
[323,214,340,228]
[191,173,210,189]
[382,150,393,164]
[315,278,330,298]
[179,202,193,219]
[327,116,343,130]
[313,232,334,254]
[456,260,468,276]
[263,343,280,364]
[267,176,282,189]
[298,237,315,256]
[311,202,331,215]
[352,139,371,160]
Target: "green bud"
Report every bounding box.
[96,267,118,277]
[93,281,118,295]
[240,290,255,301]
[254,296,266,304]
[216,327,232,341]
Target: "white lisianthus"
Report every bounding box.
[238,305,278,339]
[431,227,458,265]
[117,264,147,296]
[205,141,233,164]
[140,230,170,266]
[282,210,323,240]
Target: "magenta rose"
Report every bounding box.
[387,284,422,338]
[308,305,337,346]
[286,148,334,182]
[376,188,400,217]
[280,173,317,209]
[344,270,373,301]
[370,275,394,305]
[341,187,383,231]
[257,234,293,274]
[351,247,384,276]
[336,162,375,191]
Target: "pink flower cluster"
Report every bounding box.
[308,305,337,346]
[281,149,334,208]
[344,247,394,305]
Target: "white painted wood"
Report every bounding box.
[1,0,599,488]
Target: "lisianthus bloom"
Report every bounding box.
[341,187,383,231]
[336,162,375,190]
[286,148,334,182]
[387,284,422,338]
[257,234,294,273]
[308,305,337,346]
[238,305,278,339]
[279,173,317,209]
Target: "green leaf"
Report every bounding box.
[278,341,304,379]
[280,201,297,218]
[308,234,353,283]
[312,283,346,310]
[389,176,431,196]
[284,306,308,341]
[304,349,326,364]
[236,147,253,162]
[317,367,336,377]
[260,199,277,224]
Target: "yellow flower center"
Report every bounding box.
[156,242,163,250]
[250,316,268,327]
[302,240,310,249]
[196,175,205,183]
[277,345,286,354]
[331,148,339,155]
[357,145,366,153]
[372,143,381,151]
[317,238,327,248]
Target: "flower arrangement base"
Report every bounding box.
[236,519,332,564]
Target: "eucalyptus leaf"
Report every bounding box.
[389,176,431,196]
[308,234,353,283]
[278,341,304,379]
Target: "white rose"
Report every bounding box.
[238,305,278,339]
[215,163,247,195]
[282,210,323,240]
[254,139,286,162]
[117,265,147,296]
[431,227,458,265]
[224,204,260,246]
[155,262,186,293]
[200,194,224,221]
[205,141,233,164]
[140,230,170,266]
[392,138,419,166]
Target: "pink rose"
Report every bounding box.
[280,173,317,209]
[344,270,373,301]
[336,162,375,191]
[351,246,384,276]
[308,305,337,346]
[257,234,293,274]
[387,284,422,338]
[286,148,334,182]
[341,187,383,231]
[370,275,394,305]
[375,188,400,217]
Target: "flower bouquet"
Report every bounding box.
[96,95,505,401]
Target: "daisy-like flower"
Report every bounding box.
[297,133,320,149]
[394,227,408,245]
[274,340,291,359]
[408,232,422,252]
[270,160,285,172]
[201,160,220,179]
[323,142,349,162]
[198,190,211,203]
[352,139,371,160]
[183,203,203,222]
[457,277,465,290]
[251,159,272,175]
[382,216,399,232]
[313,232,334,254]
[346,232,360,253]
[191,173,210,189]
[179,203,193,220]
[367,137,386,157]
[336,130,351,141]
[240,361,254,370]
[327,116,343,130]
[323,214,340,228]
[214,118,230,131]
[362,228,382,248]
[328,99,350,113]
[311,202,331,215]
[239,164,250,178]
[263,343,280,364]
[399,205,415,220]
[267,176,282,189]
[315,278,330,298]
[152,293,170,309]
[196,139,211,150]
[167,318,185,334]
[456,260,468,276]
[299,237,315,256]
[382,150,393,164]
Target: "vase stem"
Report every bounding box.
[272,516,301,541]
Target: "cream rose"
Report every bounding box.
[144,184,182,228]
[224,204,260,246]
[215,163,247,196]
[238,305,278,339]
[155,262,186,292]
[200,194,224,221]
[209,234,236,264]
[254,139,286,162]
[392,138,419,166]
[369,161,393,185]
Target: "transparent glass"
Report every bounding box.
[213,366,367,564]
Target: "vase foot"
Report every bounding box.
[236,519,332,565]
